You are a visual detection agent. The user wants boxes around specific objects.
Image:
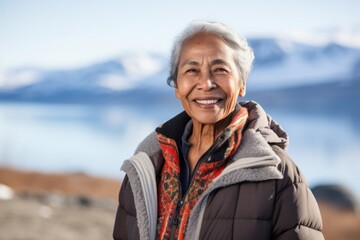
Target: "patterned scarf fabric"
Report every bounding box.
[156,107,248,240]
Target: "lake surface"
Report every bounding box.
[0,102,359,196]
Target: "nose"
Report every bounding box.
[196,73,217,91]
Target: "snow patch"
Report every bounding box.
[98,74,131,90]
[119,53,164,80]
[284,25,360,48]
[0,69,41,89]
[249,51,355,89]
[98,53,166,90]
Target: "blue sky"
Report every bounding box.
[0,0,359,71]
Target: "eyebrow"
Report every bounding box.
[210,59,230,67]
[180,59,230,68]
[180,60,200,68]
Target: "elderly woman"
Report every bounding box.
[113,21,324,240]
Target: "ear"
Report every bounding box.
[239,81,246,97]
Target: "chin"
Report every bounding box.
[193,115,224,125]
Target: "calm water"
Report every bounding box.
[0,102,359,196]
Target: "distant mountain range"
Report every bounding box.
[0,37,359,108]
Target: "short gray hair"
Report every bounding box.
[167,20,255,87]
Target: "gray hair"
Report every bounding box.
[167,20,255,87]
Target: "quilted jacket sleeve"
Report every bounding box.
[113,176,140,240]
[271,146,324,240]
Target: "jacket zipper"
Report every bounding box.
[170,199,184,240]
[169,130,230,240]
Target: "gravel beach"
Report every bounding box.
[1,167,360,240]
[0,167,121,240]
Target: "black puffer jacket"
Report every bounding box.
[113,101,324,240]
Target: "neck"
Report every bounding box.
[191,107,238,142]
[187,110,236,171]
[189,118,228,150]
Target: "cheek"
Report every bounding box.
[224,95,238,112]
[176,80,192,97]
[224,82,241,109]
[224,80,239,95]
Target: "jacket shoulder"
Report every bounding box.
[272,145,307,188]
[271,145,324,239]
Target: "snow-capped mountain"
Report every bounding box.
[0,52,166,91]
[0,37,359,103]
[0,52,170,102]
[247,38,359,89]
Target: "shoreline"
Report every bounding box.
[0,167,122,202]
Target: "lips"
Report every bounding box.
[195,98,222,105]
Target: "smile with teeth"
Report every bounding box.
[195,99,220,105]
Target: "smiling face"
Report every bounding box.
[175,32,245,125]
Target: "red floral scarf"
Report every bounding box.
[156,107,248,240]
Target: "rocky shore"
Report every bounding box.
[0,167,121,240]
[1,167,360,240]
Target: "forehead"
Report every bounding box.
[180,32,234,60]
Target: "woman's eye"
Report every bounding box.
[186,69,198,74]
[214,68,228,73]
